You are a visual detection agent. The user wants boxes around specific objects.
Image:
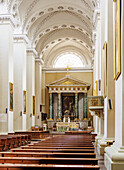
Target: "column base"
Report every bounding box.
[79,120,88,129]
[57,118,61,121]
[97,138,115,155]
[105,145,124,170]
[95,135,103,147]
[74,118,79,121]
[47,119,54,129]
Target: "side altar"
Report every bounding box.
[46,74,91,131]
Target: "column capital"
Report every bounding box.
[0,14,16,27]
[27,48,37,57]
[35,58,44,65]
[13,34,29,44]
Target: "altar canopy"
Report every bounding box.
[47,75,90,123]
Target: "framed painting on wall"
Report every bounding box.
[33,96,35,116]
[102,41,107,98]
[23,90,27,114]
[113,0,121,80]
[9,82,14,111]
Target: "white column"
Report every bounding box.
[35,59,43,126]
[103,0,115,141]
[95,113,104,148]
[94,115,99,134]
[26,49,36,130]
[13,35,28,131]
[93,8,101,96]
[0,15,14,134]
[98,0,115,155]
[98,116,104,136]
[105,1,124,169]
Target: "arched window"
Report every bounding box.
[54,52,84,68]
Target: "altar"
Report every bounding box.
[46,74,90,130]
[57,122,79,132]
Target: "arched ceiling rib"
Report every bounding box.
[8,0,99,68]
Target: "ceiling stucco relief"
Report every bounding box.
[36,29,92,56]
[6,0,99,69]
[33,25,92,48]
[44,44,92,68]
[27,9,93,40]
[23,5,93,33]
[41,37,92,57]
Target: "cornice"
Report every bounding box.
[0,14,16,27]
[27,48,37,57]
[35,58,44,65]
[13,34,29,44]
[93,8,100,28]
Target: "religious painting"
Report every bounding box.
[9,82,14,111]
[113,0,121,80]
[102,41,107,98]
[23,90,26,114]
[32,96,35,116]
[62,94,75,118]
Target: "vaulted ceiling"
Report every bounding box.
[8,0,99,68]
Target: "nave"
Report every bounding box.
[0,131,105,170]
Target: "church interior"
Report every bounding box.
[0,0,123,169]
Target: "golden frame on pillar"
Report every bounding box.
[23,90,27,114]
[113,0,121,80]
[102,41,107,98]
[9,82,14,111]
[32,96,35,116]
[95,80,98,96]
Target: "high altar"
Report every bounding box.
[46,75,90,131]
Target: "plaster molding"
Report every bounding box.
[22,0,40,29]
[33,24,92,47]
[38,29,92,55]
[32,10,92,39]
[0,14,16,27]
[35,58,44,65]
[13,34,29,44]
[23,4,93,33]
[93,8,100,28]
[27,48,38,57]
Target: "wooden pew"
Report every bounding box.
[21,146,94,149]
[0,134,31,151]
[12,148,95,153]
[0,164,100,169]
[0,152,96,158]
[24,146,94,149]
[0,133,100,169]
[0,157,98,165]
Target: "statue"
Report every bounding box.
[68,116,70,123]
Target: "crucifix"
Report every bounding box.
[65,65,71,75]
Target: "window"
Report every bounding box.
[54,52,84,68]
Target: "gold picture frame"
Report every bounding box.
[95,80,98,96]
[23,90,27,114]
[9,82,14,111]
[113,0,121,80]
[32,96,35,116]
[102,41,107,98]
